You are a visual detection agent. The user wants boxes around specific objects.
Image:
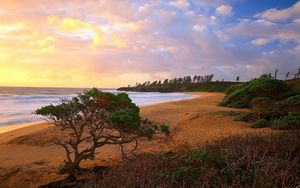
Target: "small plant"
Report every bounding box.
[234,113,248,121]
[271,112,300,130]
[160,124,170,135]
[56,164,66,175]
[251,119,268,128]
[145,128,155,140]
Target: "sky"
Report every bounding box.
[0,0,300,88]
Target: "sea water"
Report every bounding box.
[0,87,196,126]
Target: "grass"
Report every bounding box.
[87,131,300,188]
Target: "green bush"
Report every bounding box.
[220,77,293,108]
[109,108,140,129]
[56,164,66,175]
[220,88,253,108]
[251,119,268,128]
[251,97,273,110]
[144,128,155,140]
[233,113,248,121]
[160,124,170,135]
[271,112,300,130]
[274,95,300,114]
[247,77,293,100]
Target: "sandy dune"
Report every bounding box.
[0,92,274,187]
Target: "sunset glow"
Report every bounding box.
[0,0,300,87]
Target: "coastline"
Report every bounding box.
[0,92,199,135]
[0,92,274,187]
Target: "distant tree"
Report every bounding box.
[274,69,278,79]
[268,73,272,78]
[158,80,161,85]
[236,76,240,82]
[286,72,289,80]
[163,79,168,85]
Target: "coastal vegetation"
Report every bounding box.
[220,76,300,130]
[118,74,237,92]
[88,131,300,187]
[35,88,168,182]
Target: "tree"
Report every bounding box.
[236,76,240,82]
[36,89,161,178]
[274,69,278,79]
[286,72,289,80]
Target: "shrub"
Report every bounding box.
[271,112,300,130]
[160,124,170,135]
[233,113,248,121]
[274,95,300,114]
[56,164,66,175]
[251,97,273,111]
[251,119,268,128]
[220,77,293,108]
[220,88,253,108]
[247,77,293,100]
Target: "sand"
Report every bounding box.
[0,92,274,188]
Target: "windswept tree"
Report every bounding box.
[274,69,278,79]
[36,88,165,178]
[286,72,289,80]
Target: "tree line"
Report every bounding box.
[134,74,214,87]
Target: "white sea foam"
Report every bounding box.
[0,87,196,126]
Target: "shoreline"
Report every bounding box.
[0,92,275,188]
[0,92,200,135]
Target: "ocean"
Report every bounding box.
[0,87,196,126]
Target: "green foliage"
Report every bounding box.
[274,95,300,113]
[271,112,300,130]
[220,77,293,108]
[109,108,140,129]
[144,128,154,140]
[251,97,273,110]
[56,164,66,175]
[233,113,248,121]
[247,77,293,100]
[142,118,152,125]
[160,124,170,135]
[251,119,268,128]
[220,88,253,108]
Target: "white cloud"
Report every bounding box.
[255,1,300,22]
[169,0,190,10]
[216,5,233,17]
[193,24,205,32]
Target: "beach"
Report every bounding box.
[0,92,274,188]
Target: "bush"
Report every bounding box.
[251,97,273,110]
[56,164,66,175]
[274,95,300,114]
[251,119,268,128]
[247,77,293,100]
[220,77,293,108]
[271,112,300,130]
[233,113,248,121]
[160,124,170,135]
[220,88,253,108]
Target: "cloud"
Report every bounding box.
[216,5,233,17]
[255,1,300,22]
[169,0,190,10]
[0,0,300,87]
